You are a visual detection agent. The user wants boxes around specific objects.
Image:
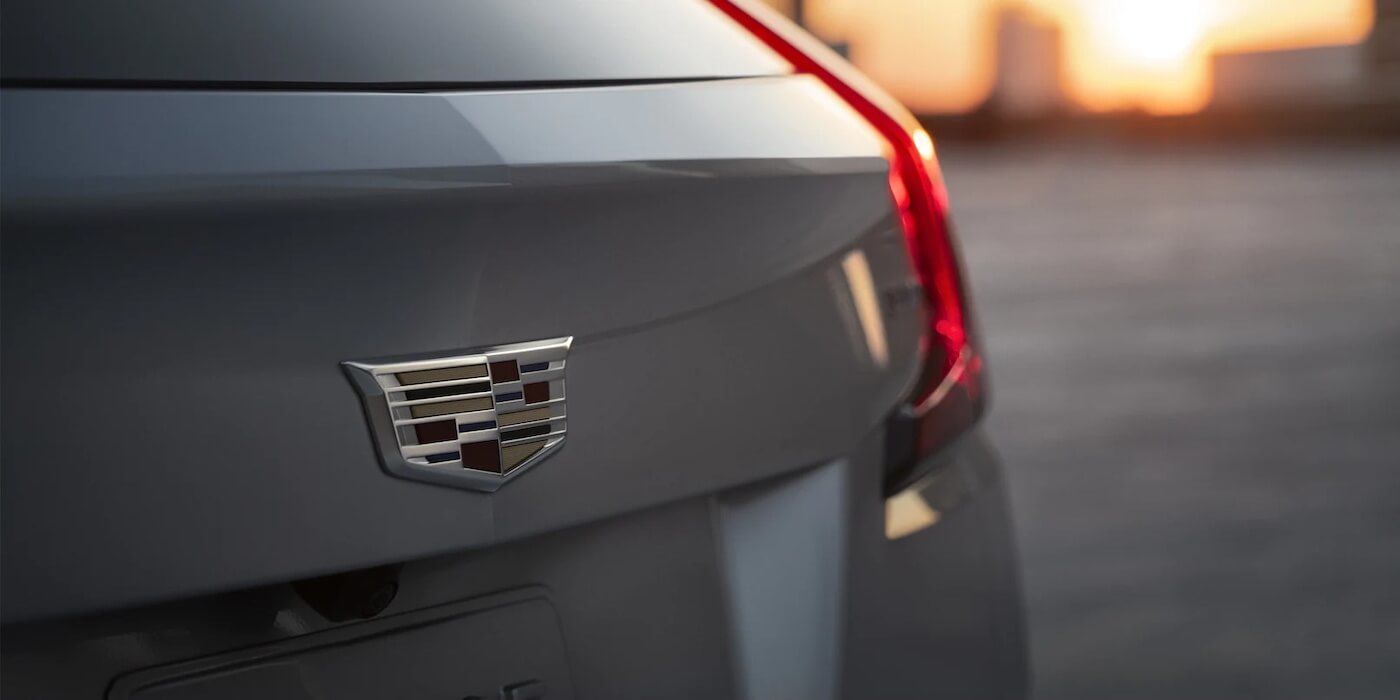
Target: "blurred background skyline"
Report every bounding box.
[762,0,1396,117]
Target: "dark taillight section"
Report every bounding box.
[708,0,986,491]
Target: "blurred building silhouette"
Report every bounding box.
[1369,0,1400,95]
[1370,0,1400,65]
[1211,0,1400,109]
[988,7,1068,118]
[1211,45,1366,107]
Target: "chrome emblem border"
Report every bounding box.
[343,337,570,492]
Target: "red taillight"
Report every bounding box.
[709,0,985,490]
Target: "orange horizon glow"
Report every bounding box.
[796,0,1376,115]
[1032,0,1375,113]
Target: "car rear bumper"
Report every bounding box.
[1,429,1025,699]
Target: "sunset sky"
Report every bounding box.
[791,0,1375,114]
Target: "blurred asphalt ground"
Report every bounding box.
[940,139,1400,700]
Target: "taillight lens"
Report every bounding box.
[709,0,986,491]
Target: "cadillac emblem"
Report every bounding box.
[343,337,570,491]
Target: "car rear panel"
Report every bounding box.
[1,2,1024,698]
[1,75,924,619]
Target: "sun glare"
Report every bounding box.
[1030,0,1374,114]
[1060,0,1220,113]
[1085,0,1215,71]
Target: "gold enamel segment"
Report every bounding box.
[408,397,493,419]
[347,338,571,489]
[395,364,488,385]
[498,407,552,427]
[501,441,546,471]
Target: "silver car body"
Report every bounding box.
[0,1,1026,697]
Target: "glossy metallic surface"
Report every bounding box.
[1,76,917,622]
[0,0,788,85]
[1,5,1025,695]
